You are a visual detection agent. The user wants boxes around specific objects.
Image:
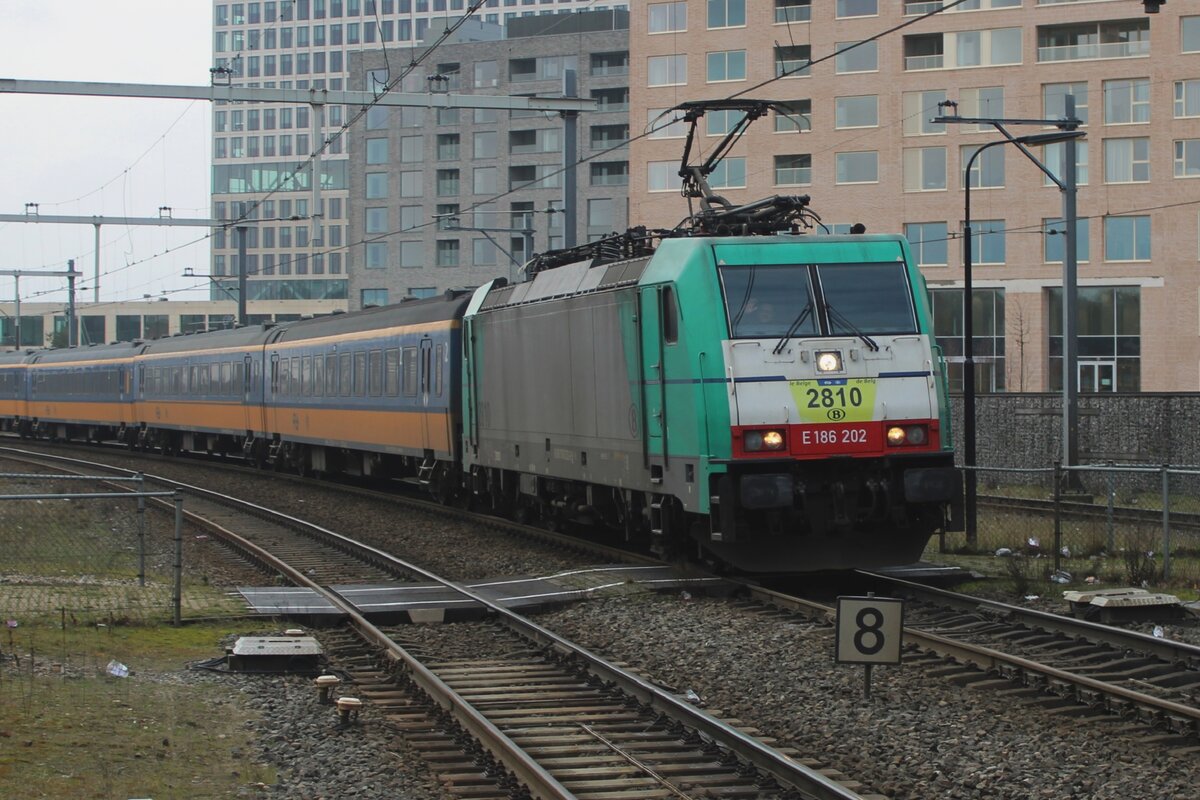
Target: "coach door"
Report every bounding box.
[243,355,264,434]
[418,338,434,451]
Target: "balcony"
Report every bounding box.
[1038,40,1149,62]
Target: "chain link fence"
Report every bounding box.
[952,462,1200,587]
[0,473,184,626]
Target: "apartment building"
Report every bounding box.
[631,0,1200,392]
[209,0,625,308]
[346,10,630,306]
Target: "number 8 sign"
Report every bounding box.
[835,596,904,665]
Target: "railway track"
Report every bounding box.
[747,574,1200,751]
[0,446,877,800]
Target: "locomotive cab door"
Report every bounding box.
[638,286,669,467]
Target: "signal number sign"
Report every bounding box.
[834,596,904,665]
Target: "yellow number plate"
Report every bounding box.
[789,378,877,423]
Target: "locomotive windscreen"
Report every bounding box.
[720,262,918,339]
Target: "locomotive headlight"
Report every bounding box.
[905,425,927,445]
[744,429,786,452]
[815,351,843,373]
[886,426,907,446]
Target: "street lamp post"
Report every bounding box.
[958,128,1085,542]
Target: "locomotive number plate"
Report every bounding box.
[789,378,877,423]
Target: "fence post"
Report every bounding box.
[1106,461,1115,554]
[173,491,183,626]
[136,472,146,587]
[1161,465,1171,582]
[1053,460,1062,574]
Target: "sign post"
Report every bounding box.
[835,594,904,699]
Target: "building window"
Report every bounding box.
[834,95,878,129]
[473,166,497,194]
[775,0,811,23]
[648,54,687,87]
[1183,16,1200,53]
[837,0,876,18]
[970,220,1006,265]
[1043,217,1090,264]
[1103,78,1150,125]
[474,60,498,88]
[591,51,629,77]
[1175,140,1200,178]
[929,288,1005,394]
[648,161,683,192]
[401,136,423,162]
[707,109,747,135]
[361,289,388,307]
[590,124,628,150]
[835,151,878,184]
[590,161,629,186]
[774,100,811,132]
[364,242,388,269]
[473,130,498,159]
[1104,215,1150,261]
[709,157,745,189]
[904,222,948,267]
[1043,82,1088,125]
[365,207,388,234]
[1037,19,1149,63]
[1175,79,1200,118]
[835,40,877,73]
[903,147,947,192]
[707,0,745,29]
[649,108,688,138]
[902,90,946,136]
[959,86,1004,130]
[1043,140,1089,186]
[365,137,388,164]
[365,172,387,199]
[962,145,1004,188]
[648,1,686,33]
[904,33,944,70]
[436,169,460,196]
[775,45,811,78]
[398,241,424,268]
[1048,286,1140,392]
[707,50,746,82]
[396,206,420,231]
[400,171,422,197]
[472,239,497,266]
[1104,138,1150,183]
[436,133,460,161]
[587,197,614,229]
[436,239,460,267]
[774,154,811,186]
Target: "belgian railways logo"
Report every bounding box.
[827,408,845,421]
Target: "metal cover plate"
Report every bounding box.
[1062,587,1150,603]
[231,636,323,657]
[1090,593,1180,608]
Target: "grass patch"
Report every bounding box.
[0,623,275,799]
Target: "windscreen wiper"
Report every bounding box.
[772,303,813,355]
[825,303,879,352]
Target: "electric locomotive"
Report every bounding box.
[460,99,961,571]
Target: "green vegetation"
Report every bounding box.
[0,623,274,799]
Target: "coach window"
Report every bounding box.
[435,344,444,396]
[302,355,313,396]
[209,363,219,394]
[402,347,418,396]
[368,349,383,396]
[279,358,290,396]
[221,362,232,395]
[353,351,367,396]
[313,353,324,396]
[291,357,300,395]
[234,362,245,395]
[326,353,338,395]
[339,353,352,396]
[385,348,400,395]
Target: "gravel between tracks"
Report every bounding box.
[11,447,1200,798]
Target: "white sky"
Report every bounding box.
[0,1,214,307]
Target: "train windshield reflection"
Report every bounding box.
[721,263,917,339]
